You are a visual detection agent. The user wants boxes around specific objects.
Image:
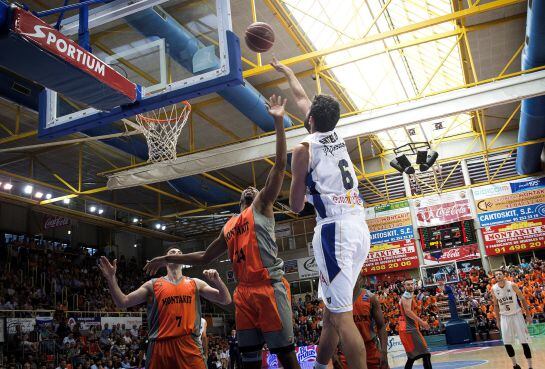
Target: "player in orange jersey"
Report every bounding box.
[334,272,389,369]
[99,248,231,369]
[144,95,301,369]
[399,279,433,369]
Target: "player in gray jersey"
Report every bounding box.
[491,270,533,369]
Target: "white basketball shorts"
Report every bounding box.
[312,211,370,313]
[500,313,532,345]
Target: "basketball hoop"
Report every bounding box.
[134,101,191,163]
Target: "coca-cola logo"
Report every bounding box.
[44,216,70,229]
[417,201,471,224]
[425,245,478,262]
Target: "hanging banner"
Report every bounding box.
[297,256,319,279]
[283,259,298,274]
[477,203,545,227]
[362,239,419,275]
[7,318,35,334]
[44,215,71,229]
[101,316,142,329]
[482,218,545,256]
[472,176,545,200]
[67,316,101,330]
[366,201,413,244]
[414,191,474,227]
[475,189,545,213]
[422,244,480,265]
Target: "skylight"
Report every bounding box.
[283,0,474,149]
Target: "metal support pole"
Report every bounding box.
[461,159,490,271]
[403,174,425,266]
[78,1,92,52]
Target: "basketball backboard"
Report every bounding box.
[39,0,242,139]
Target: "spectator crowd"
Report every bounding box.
[2,238,545,369]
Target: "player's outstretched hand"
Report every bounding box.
[270,56,292,75]
[98,256,117,281]
[143,256,167,276]
[203,269,221,285]
[267,94,287,119]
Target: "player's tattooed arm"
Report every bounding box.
[99,256,152,308]
[270,56,311,116]
[143,230,227,274]
[289,143,309,213]
[254,95,287,218]
[512,284,532,323]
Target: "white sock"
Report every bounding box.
[527,358,533,368]
[510,356,517,366]
[314,362,328,369]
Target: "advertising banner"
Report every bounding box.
[67,316,101,330]
[387,335,405,353]
[7,318,35,334]
[477,203,545,227]
[283,259,298,274]
[367,201,413,244]
[422,244,480,265]
[482,218,545,256]
[100,316,142,329]
[472,176,545,200]
[474,189,545,213]
[362,239,419,275]
[413,191,475,227]
[44,215,71,229]
[297,257,319,279]
[262,345,317,368]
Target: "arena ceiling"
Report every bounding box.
[0,0,530,240]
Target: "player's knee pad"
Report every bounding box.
[241,350,262,363]
[505,344,515,357]
[522,343,532,358]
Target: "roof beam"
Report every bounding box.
[106,69,545,189]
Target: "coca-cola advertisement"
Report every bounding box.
[413,191,475,227]
[44,215,71,229]
[422,244,480,265]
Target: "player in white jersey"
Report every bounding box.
[272,58,370,369]
[491,270,533,369]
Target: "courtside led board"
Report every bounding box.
[39,0,242,139]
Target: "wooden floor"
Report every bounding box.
[269,336,545,369]
[387,336,545,369]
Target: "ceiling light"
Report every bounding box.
[419,150,439,172]
[46,193,52,200]
[132,218,139,223]
[34,192,43,199]
[390,154,414,175]
[63,198,71,204]
[155,223,161,230]
[68,230,71,235]
[3,183,13,190]
[98,209,104,215]
[161,225,166,231]
[89,206,96,213]
[134,244,138,248]
[24,185,33,194]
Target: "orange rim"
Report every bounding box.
[136,101,191,123]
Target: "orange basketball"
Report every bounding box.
[245,22,275,53]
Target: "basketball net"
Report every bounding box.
[135,101,191,163]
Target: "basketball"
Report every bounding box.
[245,22,275,52]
